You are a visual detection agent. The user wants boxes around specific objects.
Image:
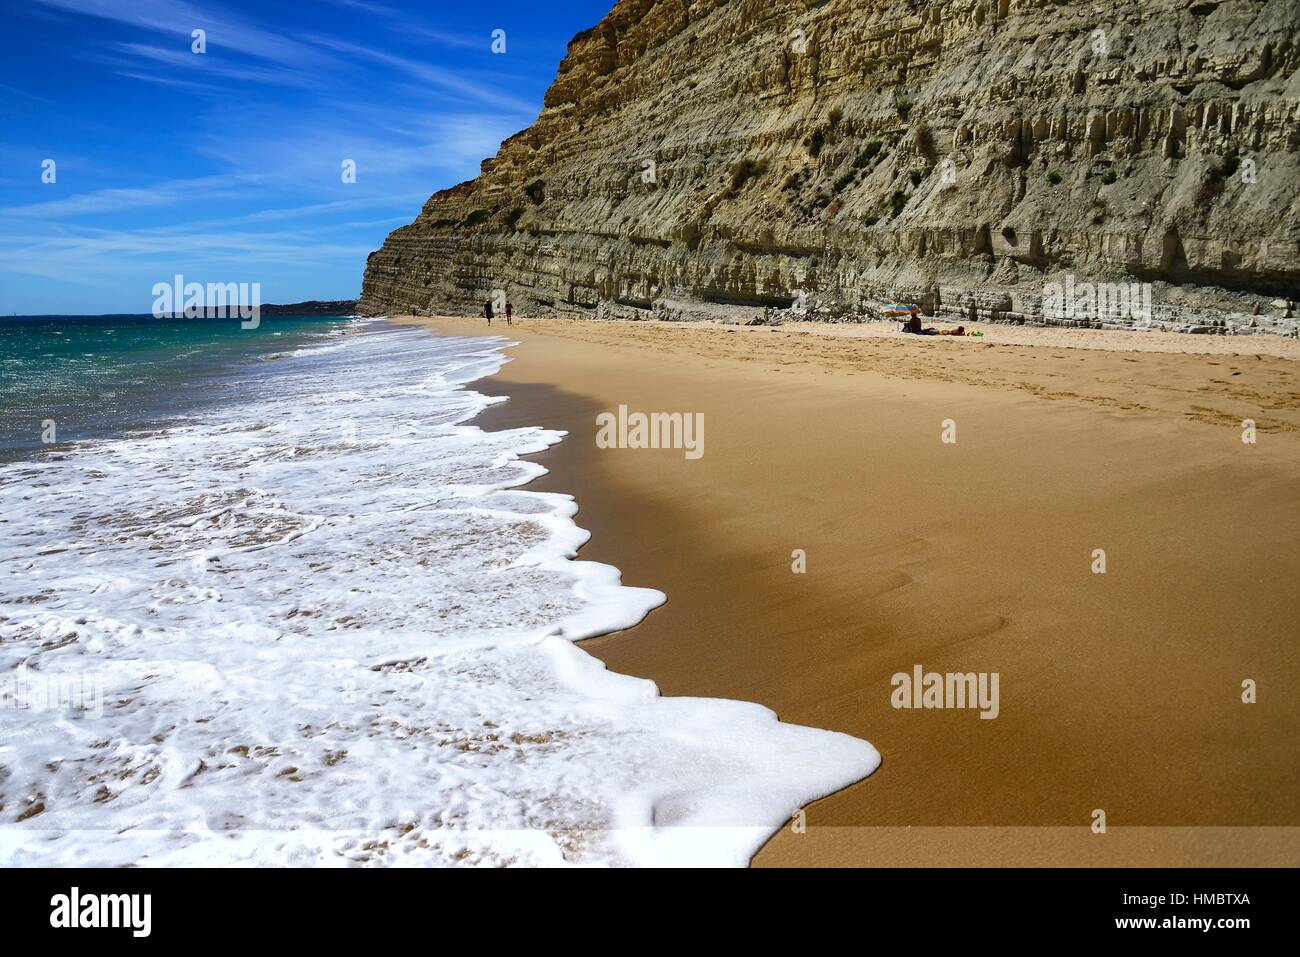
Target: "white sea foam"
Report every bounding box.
[0,323,879,867]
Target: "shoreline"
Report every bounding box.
[401,315,1300,866]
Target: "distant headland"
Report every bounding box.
[257,300,359,316]
[143,300,360,319]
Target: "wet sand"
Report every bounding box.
[402,315,1300,866]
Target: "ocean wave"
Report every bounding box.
[0,324,877,867]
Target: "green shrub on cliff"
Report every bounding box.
[854,141,883,168]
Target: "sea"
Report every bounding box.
[0,313,878,866]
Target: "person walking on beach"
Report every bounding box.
[505,301,513,325]
[483,300,493,326]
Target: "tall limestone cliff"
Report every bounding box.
[359,0,1300,334]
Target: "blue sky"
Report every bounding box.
[0,0,613,314]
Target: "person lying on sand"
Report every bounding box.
[901,311,945,335]
[902,316,972,336]
[888,305,976,337]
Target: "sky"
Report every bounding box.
[0,0,614,314]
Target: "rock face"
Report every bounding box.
[360,0,1300,335]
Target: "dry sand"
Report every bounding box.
[401,314,1300,866]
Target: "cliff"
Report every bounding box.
[359,0,1300,335]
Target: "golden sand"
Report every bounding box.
[402,315,1300,866]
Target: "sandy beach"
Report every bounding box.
[402,314,1300,867]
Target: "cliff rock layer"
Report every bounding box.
[359,0,1300,334]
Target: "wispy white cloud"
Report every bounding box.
[9,0,568,311]
[33,0,332,69]
[318,0,485,50]
[0,82,50,103]
[0,224,378,277]
[318,0,402,16]
[236,197,418,225]
[399,25,486,50]
[307,35,539,115]
[0,104,512,227]
[177,99,523,193]
[0,174,257,218]
[113,70,222,93]
[110,41,324,89]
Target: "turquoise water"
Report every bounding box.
[0,314,356,461]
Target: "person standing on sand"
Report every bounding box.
[484,300,493,326]
[506,301,513,325]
